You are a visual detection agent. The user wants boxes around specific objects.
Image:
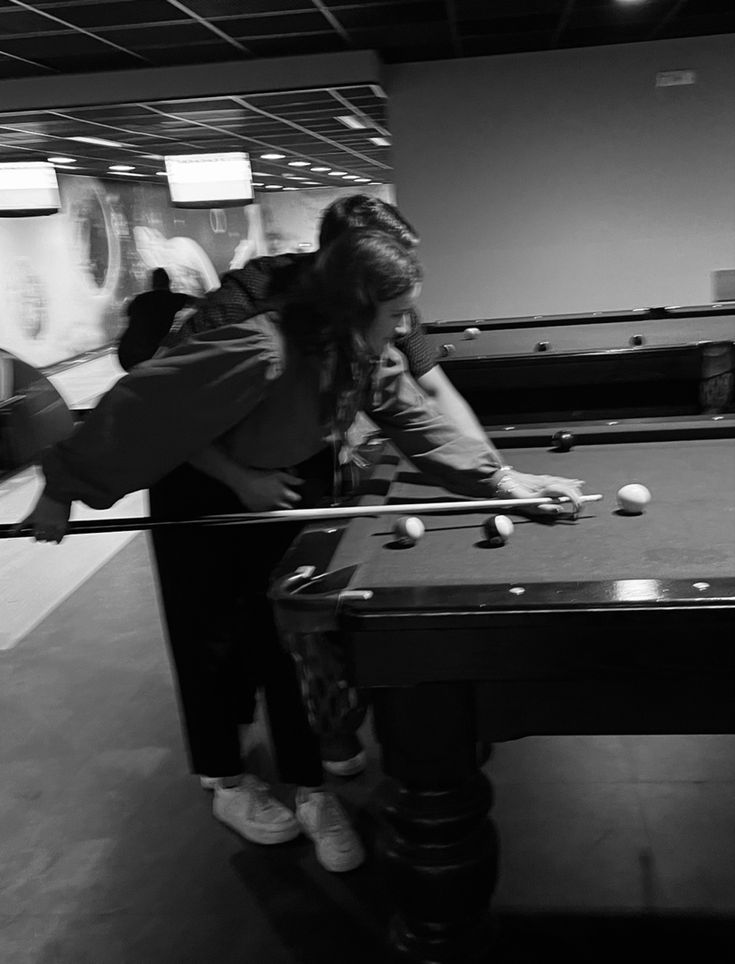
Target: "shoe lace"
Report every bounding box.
[242,777,280,814]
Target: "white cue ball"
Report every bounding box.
[616,483,651,515]
[463,326,481,339]
[394,515,425,546]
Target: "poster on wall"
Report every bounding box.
[0,174,265,369]
[0,179,392,370]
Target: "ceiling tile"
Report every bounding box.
[42,1,184,29]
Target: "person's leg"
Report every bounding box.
[243,449,365,870]
[149,465,257,779]
[150,465,301,845]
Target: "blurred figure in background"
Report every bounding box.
[117,268,197,372]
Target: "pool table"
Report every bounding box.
[422,303,735,422]
[271,414,735,964]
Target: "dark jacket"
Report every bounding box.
[43,309,504,510]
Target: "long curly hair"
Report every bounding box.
[280,229,423,431]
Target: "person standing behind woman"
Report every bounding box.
[163,194,500,777]
[17,230,585,873]
[117,268,196,372]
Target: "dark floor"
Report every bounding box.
[1,534,734,963]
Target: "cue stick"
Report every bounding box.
[0,494,603,538]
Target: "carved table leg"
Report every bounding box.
[371,682,498,964]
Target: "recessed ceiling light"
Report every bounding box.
[336,115,368,130]
[48,156,76,164]
[369,137,391,147]
[328,171,347,176]
[109,165,134,171]
[69,136,124,147]
[287,160,310,167]
[260,152,285,160]
[310,167,330,172]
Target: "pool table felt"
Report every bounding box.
[326,438,735,588]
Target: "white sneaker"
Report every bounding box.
[295,789,365,873]
[213,775,300,845]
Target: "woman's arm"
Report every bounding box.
[417,366,493,446]
[365,346,584,513]
[41,317,284,510]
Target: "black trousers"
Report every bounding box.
[148,449,336,786]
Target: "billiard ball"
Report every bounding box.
[552,430,574,452]
[483,514,514,546]
[393,515,425,546]
[616,483,651,515]
[463,326,481,339]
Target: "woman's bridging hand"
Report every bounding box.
[493,469,586,519]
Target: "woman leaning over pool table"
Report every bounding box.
[17,229,585,873]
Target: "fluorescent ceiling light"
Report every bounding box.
[251,171,272,177]
[109,165,134,171]
[265,184,281,190]
[369,136,391,147]
[336,115,368,130]
[260,152,285,159]
[328,171,347,176]
[354,177,370,183]
[48,156,76,164]
[0,161,60,216]
[342,175,359,180]
[69,136,124,147]
[310,166,330,172]
[156,171,168,176]
[287,160,310,167]
[283,187,297,191]
[164,152,253,208]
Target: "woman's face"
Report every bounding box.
[366,284,422,357]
